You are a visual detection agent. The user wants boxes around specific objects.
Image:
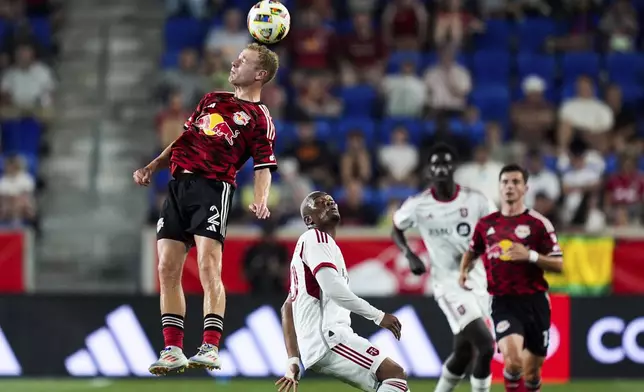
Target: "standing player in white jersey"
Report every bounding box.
[392,144,496,392]
[275,191,410,392]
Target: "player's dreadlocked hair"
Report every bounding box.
[300,191,327,229]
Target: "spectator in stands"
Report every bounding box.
[295,76,343,119]
[378,126,419,188]
[260,82,286,120]
[454,145,504,205]
[201,49,232,91]
[424,46,472,119]
[340,130,372,186]
[486,120,520,163]
[525,149,561,221]
[165,0,208,19]
[288,8,335,76]
[605,83,638,154]
[1,43,54,120]
[284,121,336,190]
[243,222,289,294]
[204,8,250,63]
[158,48,207,108]
[380,61,426,118]
[511,75,555,147]
[604,155,644,226]
[156,90,189,149]
[382,0,428,50]
[276,159,314,226]
[548,0,600,52]
[558,75,613,153]
[0,154,36,225]
[599,0,638,52]
[337,180,377,226]
[505,0,553,19]
[337,12,387,86]
[434,0,483,49]
[561,140,602,227]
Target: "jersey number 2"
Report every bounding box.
[289,265,299,301]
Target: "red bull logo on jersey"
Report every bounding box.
[195,113,240,146]
[488,239,513,261]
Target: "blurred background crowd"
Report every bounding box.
[151,0,644,234]
[0,0,59,230]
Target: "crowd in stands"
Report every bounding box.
[0,0,59,229]
[153,0,644,232]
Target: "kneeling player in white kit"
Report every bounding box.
[276,191,410,392]
[392,144,496,392]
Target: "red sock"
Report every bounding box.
[161,314,184,349]
[504,371,526,392]
[203,313,224,347]
[162,327,184,349]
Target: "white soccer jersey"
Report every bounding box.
[288,229,352,368]
[393,185,497,296]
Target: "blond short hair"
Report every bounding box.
[247,43,279,85]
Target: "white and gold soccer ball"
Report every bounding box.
[247,1,291,44]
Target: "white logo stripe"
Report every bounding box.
[85,327,130,376]
[247,305,288,375]
[106,305,157,377]
[65,349,98,377]
[394,306,442,377]
[225,328,270,376]
[259,104,275,141]
[0,326,21,375]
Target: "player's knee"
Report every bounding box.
[158,255,183,283]
[503,354,522,374]
[376,358,406,381]
[196,252,222,279]
[476,335,495,361]
[453,341,474,364]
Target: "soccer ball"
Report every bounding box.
[247,1,291,44]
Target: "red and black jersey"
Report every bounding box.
[469,209,563,296]
[170,92,277,185]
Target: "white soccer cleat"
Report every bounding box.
[148,346,189,376]
[187,343,222,370]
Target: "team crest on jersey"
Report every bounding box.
[233,111,251,126]
[515,225,531,239]
[460,208,468,217]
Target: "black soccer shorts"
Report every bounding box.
[156,173,235,246]
[491,292,551,357]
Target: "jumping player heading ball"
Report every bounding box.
[133,43,279,375]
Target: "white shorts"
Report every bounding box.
[436,288,491,335]
[309,330,386,392]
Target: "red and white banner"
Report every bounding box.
[0,230,33,293]
[141,229,427,295]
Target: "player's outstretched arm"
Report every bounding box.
[276,299,301,392]
[249,168,271,219]
[133,142,174,186]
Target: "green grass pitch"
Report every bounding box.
[1,379,644,392]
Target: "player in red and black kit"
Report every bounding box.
[458,164,563,392]
[133,43,279,375]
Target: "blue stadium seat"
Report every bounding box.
[18,118,42,155]
[517,52,556,86]
[331,186,377,205]
[604,153,619,175]
[543,155,558,172]
[474,19,512,50]
[379,118,422,144]
[606,52,644,84]
[153,168,172,192]
[315,120,333,139]
[561,52,600,83]
[472,50,510,85]
[381,186,417,202]
[164,18,206,50]
[161,51,181,69]
[617,84,644,105]
[272,120,294,153]
[22,153,39,177]
[387,51,422,74]
[470,86,510,122]
[449,119,486,145]
[340,85,377,117]
[337,118,376,150]
[334,19,354,35]
[29,17,52,48]
[1,120,21,153]
[518,18,557,52]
